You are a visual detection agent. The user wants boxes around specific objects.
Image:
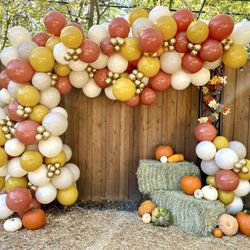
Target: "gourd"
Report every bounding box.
[168,154,184,163]
[213,227,223,238]
[218,214,239,236]
[151,207,172,227]
[155,145,174,160]
[22,208,46,230]
[138,200,156,217]
[180,176,202,195]
[201,185,218,201]
[236,211,250,236]
[3,217,22,232]
[194,189,204,199]
[142,213,151,224]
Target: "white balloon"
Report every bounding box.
[38,136,63,158]
[62,144,72,161]
[5,138,25,157]
[171,70,191,90]
[149,6,170,23]
[17,40,38,60]
[90,52,109,69]
[35,183,57,204]
[0,108,6,120]
[196,141,216,160]
[100,22,109,31]
[8,26,32,47]
[82,79,102,98]
[107,54,128,73]
[234,180,250,197]
[191,68,210,86]
[69,60,88,71]
[0,47,19,66]
[69,71,89,88]
[65,163,80,182]
[204,58,222,70]
[0,194,13,219]
[51,167,74,189]
[8,81,28,98]
[0,164,7,176]
[227,197,243,215]
[7,157,27,177]
[0,88,12,104]
[0,100,6,108]
[201,160,220,176]
[28,164,50,186]
[215,148,238,169]
[32,72,52,91]
[88,25,108,45]
[104,86,116,100]
[132,18,153,38]
[50,107,68,119]
[229,141,247,160]
[160,52,181,74]
[53,43,70,65]
[230,20,250,45]
[40,87,61,109]
[42,112,68,136]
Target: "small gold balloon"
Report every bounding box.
[47,164,52,169]
[2,126,9,133]
[114,45,120,51]
[140,83,145,88]
[6,121,13,127]
[35,134,43,141]
[37,126,46,133]
[241,166,249,174]
[55,163,61,168]
[113,73,120,79]
[68,49,76,56]
[24,107,32,113]
[16,109,25,116]
[51,79,57,86]
[110,38,117,45]
[43,131,51,139]
[224,44,231,51]
[105,78,112,84]
[135,80,141,86]
[10,128,15,134]
[23,113,29,118]
[169,38,176,45]
[137,72,144,80]
[117,38,125,45]
[5,134,12,140]
[143,52,150,57]
[221,39,227,45]
[55,169,61,175]
[64,54,72,61]
[194,44,201,51]
[239,159,247,165]
[129,74,136,81]
[233,168,240,174]
[168,45,175,52]
[191,50,198,56]
[72,55,79,61]
[75,48,82,55]
[47,172,54,178]
[234,163,242,170]
[136,88,142,95]
[50,166,56,172]
[188,43,194,50]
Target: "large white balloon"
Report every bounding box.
[201,160,220,176]
[215,148,238,169]
[32,72,52,91]
[88,25,108,45]
[234,180,250,197]
[132,18,153,38]
[69,70,89,88]
[204,58,222,70]
[0,194,13,219]
[171,70,191,90]
[28,164,50,186]
[104,86,116,100]
[160,52,181,74]
[8,26,32,47]
[191,68,210,86]
[69,60,87,71]
[51,167,74,189]
[8,81,28,98]
[196,141,216,161]
[107,54,128,73]
[62,144,72,161]
[5,138,25,157]
[230,20,250,45]
[40,87,61,109]
[50,107,68,119]
[0,47,19,66]
[53,43,70,65]
[17,40,38,60]
[65,163,80,182]
[229,141,247,160]
[7,157,27,177]
[82,79,102,98]
[227,197,243,215]
[90,52,109,69]
[38,136,63,158]
[0,164,7,176]
[35,183,57,204]
[148,6,171,22]
[0,88,12,104]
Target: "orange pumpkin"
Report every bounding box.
[236,211,250,236]
[22,208,46,230]
[138,200,156,217]
[155,145,174,160]
[168,154,184,163]
[213,227,223,238]
[180,176,202,195]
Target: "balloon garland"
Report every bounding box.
[0,6,249,229]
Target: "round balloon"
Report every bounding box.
[32,32,50,47]
[66,163,80,182]
[120,37,142,61]
[175,32,189,53]
[108,17,130,38]
[29,104,49,123]
[196,141,216,160]
[138,56,160,77]
[0,194,13,219]
[132,18,153,38]
[0,47,19,66]
[171,70,191,90]
[215,170,239,192]
[173,8,195,32]
[57,184,78,206]
[62,144,72,162]
[51,167,74,189]
[154,16,177,40]
[88,25,108,45]
[218,190,235,205]
[60,26,83,49]
[4,138,25,157]
[8,26,32,47]
[201,160,220,176]
[187,20,209,44]
[82,79,102,98]
[38,136,63,158]
[35,183,57,204]
[182,53,204,73]
[27,164,50,186]
[148,6,170,23]
[140,88,157,105]
[199,39,223,62]
[56,76,72,95]
[112,78,136,101]
[191,67,210,86]
[100,37,116,56]
[44,11,67,36]
[32,72,52,91]
[194,122,217,141]
[80,40,100,63]
[150,70,171,92]
[160,52,181,74]
[229,141,247,160]
[227,197,243,215]
[233,180,250,197]
[108,54,128,73]
[16,85,40,107]
[215,148,238,169]
[69,60,87,72]
[7,157,28,177]
[40,87,61,109]
[17,40,38,60]
[20,151,43,172]
[213,136,229,150]
[90,52,109,69]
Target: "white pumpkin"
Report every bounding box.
[194,189,204,199]
[142,213,151,224]
[201,185,218,201]
[3,217,22,232]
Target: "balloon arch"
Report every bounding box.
[0,6,250,227]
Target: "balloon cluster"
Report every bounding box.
[195,123,250,215]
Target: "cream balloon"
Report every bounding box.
[107,54,128,73]
[50,107,68,119]
[7,157,27,177]
[191,68,210,86]
[0,194,13,219]
[88,25,108,45]
[38,136,63,158]
[215,148,238,169]
[201,160,220,176]
[32,72,52,91]
[149,6,171,22]
[0,108,6,120]
[233,180,250,197]
[227,197,243,215]
[171,70,191,90]
[204,58,222,70]
[62,144,72,161]
[160,52,181,74]
[40,87,61,109]
[28,164,50,187]
[0,47,19,66]
[5,138,25,157]
[230,20,250,45]
[51,167,74,189]
[69,70,89,88]
[196,141,217,161]
[104,86,117,100]
[8,81,29,98]
[65,163,80,182]
[35,183,57,204]
[17,40,38,60]
[229,141,247,160]
[0,89,12,104]
[42,112,68,136]
[0,100,6,108]
[53,43,70,65]
[8,26,32,47]
[132,18,153,38]
[82,79,102,98]
[69,60,88,71]
[0,164,7,176]
[90,53,109,69]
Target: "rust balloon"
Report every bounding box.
[100,37,116,56]
[182,53,204,73]
[194,122,217,141]
[199,39,223,62]
[108,17,130,38]
[0,70,10,89]
[215,170,240,192]
[173,8,195,32]
[56,76,72,95]
[80,39,100,63]
[7,101,26,122]
[44,11,67,36]
[32,32,50,47]
[125,95,140,107]
[175,32,189,53]
[140,87,157,105]
[94,68,109,89]
[150,70,171,92]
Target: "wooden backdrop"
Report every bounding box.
[63,61,250,203]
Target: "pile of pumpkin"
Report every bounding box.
[155,145,184,163]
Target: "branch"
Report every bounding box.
[197,0,207,20]
[76,0,85,23]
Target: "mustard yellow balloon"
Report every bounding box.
[154,16,177,40]
[29,47,55,72]
[0,127,6,146]
[213,136,229,150]
[120,37,142,61]
[0,176,5,191]
[46,36,61,51]
[54,63,71,76]
[29,104,49,123]
[138,56,160,77]
[128,8,149,25]
[44,151,66,166]
[60,26,83,49]
[57,184,78,206]
[5,176,28,193]
[20,151,43,171]
[238,160,250,180]
[112,78,136,101]
[0,147,7,167]
[187,20,209,44]
[16,85,40,107]
[222,44,248,69]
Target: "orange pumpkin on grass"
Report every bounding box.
[180,176,202,195]
[213,227,223,238]
[236,211,250,236]
[168,154,184,163]
[22,208,46,230]
[138,200,156,217]
[155,145,174,160]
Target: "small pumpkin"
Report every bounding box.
[19,198,41,217]
[168,154,184,163]
[213,227,223,238]
[3,217,22,232]
[218,213,239,236]
[22,208,46,230]
[138,200,156,217]
[236,211,250,236]
[201,185,218,201]
[151,207,172,227]
[194,189,204,199]
[155,145,174,160]
[180,176,202,195]
[142,213,151,224]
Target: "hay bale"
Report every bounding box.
[136,160,200,195]
[151,190,225,236]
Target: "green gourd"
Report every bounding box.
[151,207,172,227]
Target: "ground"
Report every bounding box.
[0,204,249,250]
